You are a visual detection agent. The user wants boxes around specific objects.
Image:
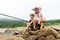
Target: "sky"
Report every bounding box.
[0,0,60,21]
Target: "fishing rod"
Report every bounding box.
[0,13,26,22]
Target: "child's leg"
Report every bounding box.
[40,21,44,29]
[40,18,46,29]
[33,19,37,30]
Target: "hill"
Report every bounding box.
[44,19,60,26]
[0,18,26,28]
[0,18,60,28]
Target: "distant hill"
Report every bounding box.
[0,18,26,28]
[0,18,60,28]
[44,19,60,26]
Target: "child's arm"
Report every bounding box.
[26,20,31,29]
[27,22,30,28]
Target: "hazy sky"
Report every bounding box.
[0,0,60,20]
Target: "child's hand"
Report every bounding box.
[27,23,30,26]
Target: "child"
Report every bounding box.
[32,7,45,30]
[27,14,34,31]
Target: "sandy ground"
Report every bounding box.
[0,26,60,40]
[0,28,25,40]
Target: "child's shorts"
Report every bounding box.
[29,24,41,30]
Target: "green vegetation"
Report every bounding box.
[44,19,60,26]
[0,18,26,28]
[0,18,60,28]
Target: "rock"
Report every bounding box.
[21,28,60,40]
[38,37,47,40]
[0,28,7,34]
[22,30,30,39]
[29,35,37,40]
[3,36,24,40]
[17,37,25,40]
[0,28,60,40]
[46,35,56,40]
[29,30,39,35]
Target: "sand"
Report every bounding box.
[0,27,60,40]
